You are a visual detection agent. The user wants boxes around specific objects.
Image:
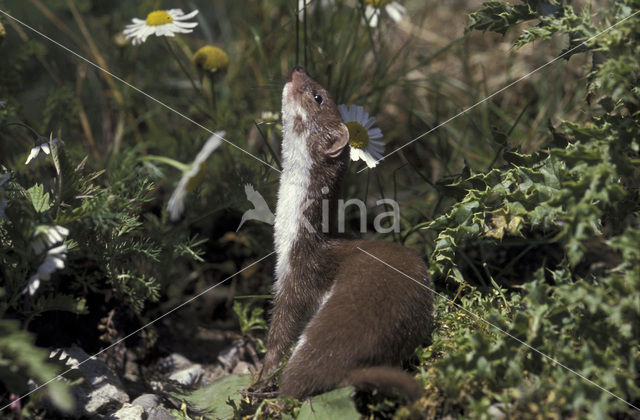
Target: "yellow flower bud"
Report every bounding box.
[0,21,6,46]
[193,45,229,74]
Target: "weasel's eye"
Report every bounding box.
[313,94,323,104]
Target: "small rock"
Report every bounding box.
[148,380,164,393]
[131,393,162,411]
[130,393,173,420]
[488,403,507,420]
[123,350,140,383]
[158,353,192,372]
[110,403,145,420]
[168,364,205,387]
[148,406,174,420]
[217,345,239,370]
[50,347,129,418]
[232,361,251,375]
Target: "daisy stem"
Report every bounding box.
[359,2,380,62]
[140,155,189,172]
[208,73,217,113]
[254,121,282,170]
[6,122,42,140]
[163,38,201,96]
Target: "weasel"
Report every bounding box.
[259,66,434,400]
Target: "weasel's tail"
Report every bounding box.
[344,367,423,401]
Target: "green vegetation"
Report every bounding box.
[0,0,638,418]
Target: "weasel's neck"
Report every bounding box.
[273,124,343,293]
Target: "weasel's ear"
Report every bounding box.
[326,123,349,158]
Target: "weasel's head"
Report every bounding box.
[281,66,349,161]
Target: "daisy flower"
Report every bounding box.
[167,131,225,221]
[26,244,68,295]
[25,137,62,165]
[363,0,406,27]
[31,225,70,255]
[123,9,199,46]
[338,104,385,168]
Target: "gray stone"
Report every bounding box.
[488,403,507,420]
[130,393,173,420]
[50,347,129,417]
[167,364,205,386]
[148,380,164,393]
[148,405,174,420]
[110,403,145,420]
[131,393,162,410]
[217,345,239,370]
[158,353,192,372]
[231,361,251,375]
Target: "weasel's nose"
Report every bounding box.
[287,65,307,82]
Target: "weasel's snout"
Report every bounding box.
[287,65,308,83]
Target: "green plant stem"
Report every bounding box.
[208,73,218,113]
[140,155,189,172]
[163,38,202,96]
[254,122,282,170]
[6,122,42,140]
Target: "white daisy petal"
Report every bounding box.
[363,117,378,129]
[25,146,40,165]
[337,104,348,119]
[362,152,379,167]
[166,9,185,16]
[339,103,385,169]
[167,26,194,34]
[173,21,199,29]
[370,147,384,159]
[167,131,225,221]
[385,2,406,22]
[350,148,363,162]
[175,9,199,20]
[123,9,198,45]
[168,177,187,222]
[48,244,68,256]
[27,276,41,295]
[365,5,380,27]
[368,128,383,139]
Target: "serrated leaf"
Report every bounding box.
[27,183,52,213]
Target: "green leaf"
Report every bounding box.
[0,320,73,412]
[27,183,51,213]
[297,387,359,420]
[178,374,250,420]
[34,294,88,315]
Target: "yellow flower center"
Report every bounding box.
[364,0,395,7]
[0,21,5,45]
[193,46,230,73]
[146,10,173,26]
[346,121,370,149]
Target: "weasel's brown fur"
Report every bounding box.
[259,66,433,401]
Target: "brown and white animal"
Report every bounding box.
[258,66,433,400]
